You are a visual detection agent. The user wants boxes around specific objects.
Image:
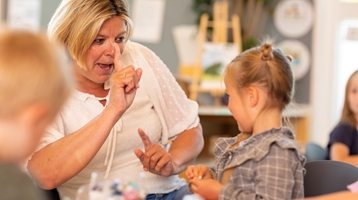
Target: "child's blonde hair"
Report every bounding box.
[224,41,294,111]
[340,70,358,126]
[0,29,71,117]
[47,0,133,69]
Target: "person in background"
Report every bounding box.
[186,41,306,200]
[0,29,71,200]
[26,0,204,199]
[326,70,358,166]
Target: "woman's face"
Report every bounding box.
[74,16,127,87]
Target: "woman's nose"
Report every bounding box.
[104,42,115,58]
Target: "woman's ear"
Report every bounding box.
[246,86,259,107]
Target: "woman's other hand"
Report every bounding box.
[134,128,175,177]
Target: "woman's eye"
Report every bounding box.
[94,38,104,44]
[115,37,125,43]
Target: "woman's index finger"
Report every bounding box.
[113,43,123,72]
[138,128,152,150]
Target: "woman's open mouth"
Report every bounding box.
[97,63,114,73]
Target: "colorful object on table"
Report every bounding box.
[347,180,358,192]
[89,179,146,200]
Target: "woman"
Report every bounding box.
[26,0,204,199]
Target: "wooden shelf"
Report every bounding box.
[197,104,310,161]
[199,103,310,118]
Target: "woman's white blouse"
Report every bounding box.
[32,41,199,199]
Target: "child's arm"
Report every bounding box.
[218,145,303,200]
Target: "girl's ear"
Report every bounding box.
[247,86,259,107]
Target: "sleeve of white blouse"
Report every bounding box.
[137,44,200,139]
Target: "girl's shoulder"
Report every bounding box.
[332,121,357,134]
[335,121,355,129]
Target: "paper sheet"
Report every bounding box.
[131,0,166,43]
[7,0,42,31]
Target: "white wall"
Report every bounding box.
[310,0,358,146]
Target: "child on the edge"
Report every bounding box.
[186,41,306,200]
[0,29,71,200]
[326,70,358,167]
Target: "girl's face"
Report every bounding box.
[348,74,358,118]
[224,78,253,133]
[74,16,127,87]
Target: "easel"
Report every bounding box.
[185,0,242,106]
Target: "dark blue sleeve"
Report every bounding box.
[326,122,357,159]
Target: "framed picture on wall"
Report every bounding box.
[277,39,310,81]
[274,0,315,38]
[200,42,239,89]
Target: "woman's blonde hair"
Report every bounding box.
[340,70,358,126]
[224,41,294,111]
[0,29,71,117]
[47,0,133,69]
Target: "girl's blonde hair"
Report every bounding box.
[0,29,71,117]
[47,0,133,69]
[340,70,358,126]
[224,41,294,111]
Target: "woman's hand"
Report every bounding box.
[134,128,175,177]
[107,44,142,115]
[186,164,213,181]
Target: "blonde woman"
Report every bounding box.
[26,0,204,199]
[0,29,71,199]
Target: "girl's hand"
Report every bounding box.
[186,164,213,181]
[190,179,222,200]
[107,44,142,114]
[134,128,175,177]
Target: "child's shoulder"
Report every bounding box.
[249,127,304,161]
[334,121,356,131]
[254,127,295,146]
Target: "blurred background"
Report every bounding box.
[1,0,358,164]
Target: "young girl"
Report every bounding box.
[326,70,358,166]
[186,42,306,200]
